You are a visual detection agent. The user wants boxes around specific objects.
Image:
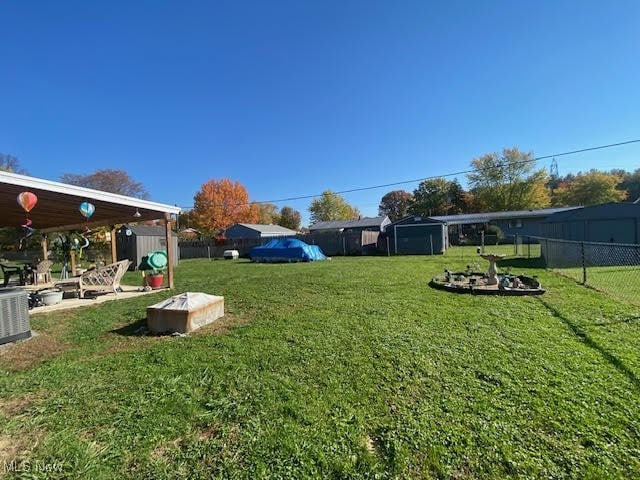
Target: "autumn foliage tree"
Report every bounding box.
[378,190,413,221]
[191,179,259,234]
[257,203,280,225]
[467,147,550,211]
[409,179,467,216]
[553,170,626,206]
[278,206,301,230]
[309,190,360,223]
[619,168,640,202]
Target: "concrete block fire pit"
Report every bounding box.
[147,292,224,334]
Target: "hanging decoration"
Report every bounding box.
[79,202,95,220]
[17,191,38,250]
[19,223,35,250]
[78,202,95,258]
[76,235,90,259]
[17,192,38,213]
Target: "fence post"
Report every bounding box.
[481,231,485,253]
[386,237,390,257]
[581,242,587,284]
[394,225,398,254]
[514,234,518,255]
[429,235,433,255]
[207,245,211,261]
[527,237,530,259]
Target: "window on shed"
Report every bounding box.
[508,219,522,228]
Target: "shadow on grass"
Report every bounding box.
[111,318,148,336]
[538,298,640,391]
[498,256,546,269]
[231,260,326,266]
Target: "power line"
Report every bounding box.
[178,138,640,210]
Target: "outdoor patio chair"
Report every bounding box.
[55,259,132,298]
[31,259,54,285]
[0,263,28,287]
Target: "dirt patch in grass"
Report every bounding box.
[0,428,45,467]
[0,333,70,372]
[0,394,36,417]
[363,435,376,454]
[150,437,183,461]
[198,424,222,441]
[0,434,20,466]
[448,455,476,480]
[0,310,78,373]
[193,312,252,336]
[151,423,240,462]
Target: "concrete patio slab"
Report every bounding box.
[25,284,169,315]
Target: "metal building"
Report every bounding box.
[431,207,580,244]
[385,216,448,255]
[309,216,391,234]
[540,202,640,243]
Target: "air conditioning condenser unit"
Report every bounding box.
[0,289,31,345]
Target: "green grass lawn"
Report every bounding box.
[551,264,640,307]
[2,248,640,479]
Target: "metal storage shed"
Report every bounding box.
[116,225,179,270]
[386,216,448,255]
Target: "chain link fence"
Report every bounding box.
[518,236,640,306]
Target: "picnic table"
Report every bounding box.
[0,259,53,287]
[0,260,35,287]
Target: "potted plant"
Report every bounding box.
[145,267,165,289]
[140,250,168,289]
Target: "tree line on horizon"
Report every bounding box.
[378,147,640,222]
[2,148,639,238]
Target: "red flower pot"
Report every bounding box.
[146,274,164,289]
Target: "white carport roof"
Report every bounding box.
[0,170,181,232]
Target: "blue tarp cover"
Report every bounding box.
[249,238,327,263]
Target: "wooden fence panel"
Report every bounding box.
[179,231,383,259]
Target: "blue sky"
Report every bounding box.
[1,1,639,226]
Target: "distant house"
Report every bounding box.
[309,216,391,233]
[179,228,200,240]
[431,207,581,243]
[224,223,297,240]
[540,202,640,243]
[385,216,448,255]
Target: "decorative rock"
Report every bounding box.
[147,292,224,334]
